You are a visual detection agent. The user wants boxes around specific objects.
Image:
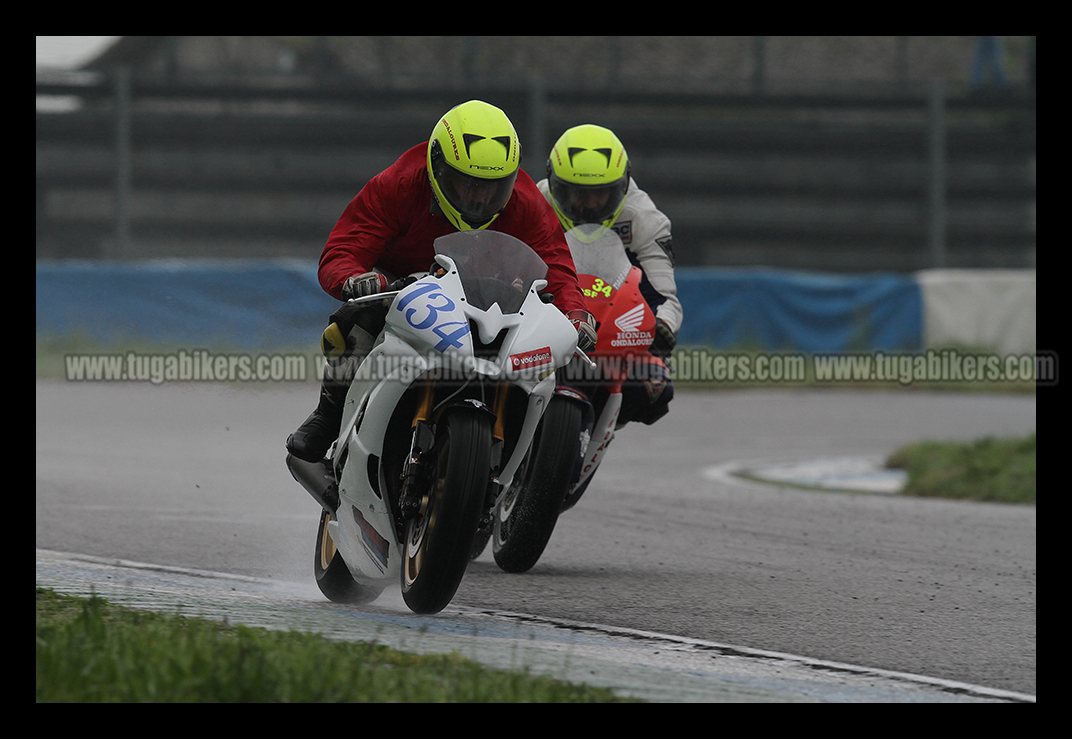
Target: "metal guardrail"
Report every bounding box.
[36,71,1035,269]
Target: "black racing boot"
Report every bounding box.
[286,368,348,463]
[287,303,385,463]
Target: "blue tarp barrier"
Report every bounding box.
[36,260,337,350]
[675,268,923,352]
[37,261,924,352]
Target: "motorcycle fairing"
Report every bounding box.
[326,261,576,588]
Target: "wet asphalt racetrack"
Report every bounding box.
[35,380,1035,698]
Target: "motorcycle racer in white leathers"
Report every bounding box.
[537,123,680,425]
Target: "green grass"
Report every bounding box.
[36,588,637,703]
[885,433,1036,503]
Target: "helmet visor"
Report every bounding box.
[433,155,518,226]
[549,176,628,226]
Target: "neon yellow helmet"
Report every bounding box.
[427,100,522,231]
[546,124,630,238]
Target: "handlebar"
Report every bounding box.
[344,290,403,307]
[346,277,597,370]
[573,348,597,369]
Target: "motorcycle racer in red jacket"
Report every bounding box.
[287,100,596,463]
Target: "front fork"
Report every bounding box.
[481,382,509,527]
[397,377,506,523]
[398,379,437,518]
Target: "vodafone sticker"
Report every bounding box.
[510,346,553,370]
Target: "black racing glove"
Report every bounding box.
[341,272,388,301]
[650,318,677,358]
[569,309,598,354]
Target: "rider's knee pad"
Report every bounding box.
[620,357,674,425]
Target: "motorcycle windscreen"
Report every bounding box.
[565,224,631,291]
[434,230,548,314]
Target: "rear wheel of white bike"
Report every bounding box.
[402,408,492,614]
[314,509,384,605]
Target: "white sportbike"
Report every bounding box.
[286,230,583,614]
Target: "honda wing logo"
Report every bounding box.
[611,303,654,348]
[614,304,646,333]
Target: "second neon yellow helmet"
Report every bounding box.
[546,124,630,237]
[427,100,522,231]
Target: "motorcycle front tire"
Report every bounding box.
[401,407,492,614]
[493,395,584,573]
[314,509,385,605]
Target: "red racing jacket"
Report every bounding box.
[319,143,587,315]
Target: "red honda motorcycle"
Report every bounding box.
[487,224,660,572]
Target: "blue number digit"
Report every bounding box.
[432,321,471,351]
[407,291,455,330]
[395,281,439,310]
[393,280,467,351]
